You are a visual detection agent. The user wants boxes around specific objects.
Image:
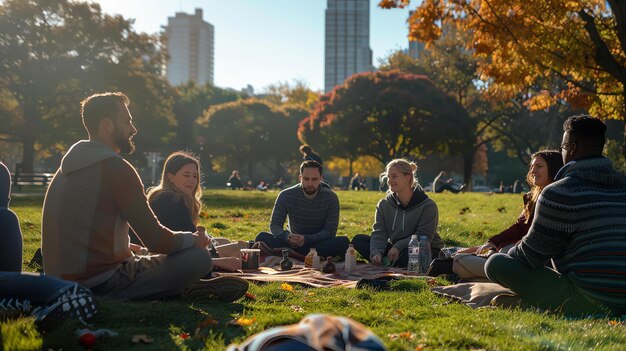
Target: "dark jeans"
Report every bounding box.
[485,253,619,317]
[255,232,350,258]
[435,183,462,193]
[351,234,440,268]
[0,272,82,305]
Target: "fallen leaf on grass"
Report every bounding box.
[131,334,154,344]
[290,305,304,312]
[232,317,256,326]
[245,292,257,300]
[427,278,438,286]
[387,332,415,340]
[415,345,425,351]
[179,332,190,340]
[608,320,623,326]
[281,283,294,291]
[394,309,404,316]
[197,317,219,328]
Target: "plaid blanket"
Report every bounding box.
[219,256,413,288]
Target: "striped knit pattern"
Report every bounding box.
[269,184,340,246]
[510,157,626,308]
[42,141,194,287]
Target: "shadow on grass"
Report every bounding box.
[390,279,430,293]
[203,192,276,210]
[42,297,249,350]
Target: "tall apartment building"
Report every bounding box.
[164,8,214,86]
[407,12,425,59]
[324,0,372,93]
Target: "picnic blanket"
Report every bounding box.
[219,256,415,288]
[431,282,513,308]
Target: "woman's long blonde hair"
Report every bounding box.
[523,150,563,222]
[147,151,203,226]
[380,158,422,194]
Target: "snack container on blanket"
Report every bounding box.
[241,249,260,270]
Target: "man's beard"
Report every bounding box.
[114,127,135,154]
[303,185,319,195]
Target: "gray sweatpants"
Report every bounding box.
[89,246,212,300]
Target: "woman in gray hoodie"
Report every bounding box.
[351,159,444,267]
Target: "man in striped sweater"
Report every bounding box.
[42,92,248,301]
[255,161,350,258]
[486,115,626,317]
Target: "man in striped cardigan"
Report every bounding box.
[255,160,350,258]
[486,115,626,317]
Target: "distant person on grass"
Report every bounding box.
[432,171,465,193]
[486,115,626,317]
[351,159,444,267]
[254,160,349,258]
[145,151,247,272]
[227,170,243,190]
[299,144,323,165]
[41,92,247,301]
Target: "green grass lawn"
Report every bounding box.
[3,190,626,350]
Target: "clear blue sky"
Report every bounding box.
[96,0,413,92]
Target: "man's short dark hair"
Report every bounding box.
[563,115,606,150]
[300,160,323,175]
[81,92,130,135]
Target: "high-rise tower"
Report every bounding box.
[324,0,372,93]
[165,8,214,86]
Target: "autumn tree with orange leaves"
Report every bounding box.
[380,0,626,156]
[298,70,472,168]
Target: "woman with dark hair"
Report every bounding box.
[145,151,246,271]
[299,144,323,165]
[452,150,564,280]
[470,150,564,254]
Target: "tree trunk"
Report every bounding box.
[247,162,254,184]
[622,88,626,161]
[462,150,474,192]
[349,158,353,179]
[20,121,37,173]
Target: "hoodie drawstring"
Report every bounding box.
[402,211,405,231]
[392,208,398,231]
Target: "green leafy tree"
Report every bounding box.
[173,82,241,151]
[197,99,299,180]
[262,80,320,110]
[0,0,173,171]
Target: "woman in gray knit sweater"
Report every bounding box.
[351,159,444,267]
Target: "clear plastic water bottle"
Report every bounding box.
[407,235,420,273]
[418,235,432,274]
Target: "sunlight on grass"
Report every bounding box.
[6,190,626,350]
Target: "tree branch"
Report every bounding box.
[578,9,626,83]
[606,0,626,61]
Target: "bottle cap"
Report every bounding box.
[411,234,417,239]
